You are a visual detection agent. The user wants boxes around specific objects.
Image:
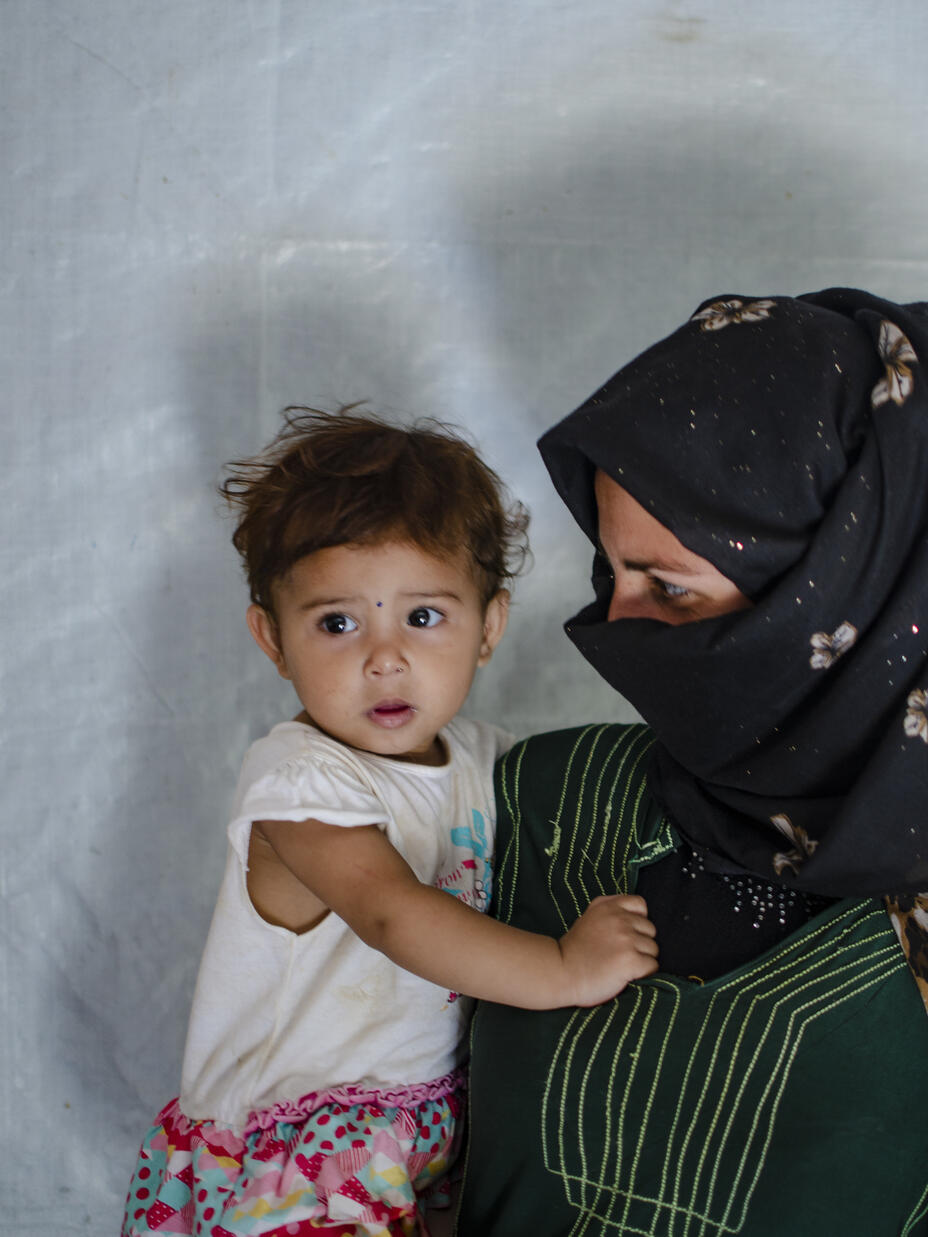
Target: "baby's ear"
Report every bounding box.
[478,590,510,666]
[246,604,291,680]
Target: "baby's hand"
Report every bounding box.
[557,894,659,1007]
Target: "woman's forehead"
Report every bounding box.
[541,293,886,596]
[594,470,734,580]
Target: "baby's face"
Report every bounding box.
[248,540,508,765]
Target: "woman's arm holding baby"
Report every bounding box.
[253,817,659,1009]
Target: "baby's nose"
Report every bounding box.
[366,641,408,675]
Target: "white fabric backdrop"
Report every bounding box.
[3,2,928,1230]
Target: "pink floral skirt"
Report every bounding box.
[121,1076,464,1237]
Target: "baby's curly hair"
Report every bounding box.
[219,406,530,616]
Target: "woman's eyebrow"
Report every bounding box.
[622,556,702,575]
[597,541,698,576]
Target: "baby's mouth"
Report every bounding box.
[367,699,417,729]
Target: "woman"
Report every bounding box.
[456,289,928,1235]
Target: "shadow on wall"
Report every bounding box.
[96,73,919,1209]
[79,290,283,1209]
[441,94,910,732]
[448,101,911,434]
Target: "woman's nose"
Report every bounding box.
[606,575,653,622]
[607,592,640,622]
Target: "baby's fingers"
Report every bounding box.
[588,893,657,936]
[604,893,650,917]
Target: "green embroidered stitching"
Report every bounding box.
[902,1177,928,1235]
[505,725,912,1236]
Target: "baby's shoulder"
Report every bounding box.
[241,720,349,778]
[445,715,514,762]
[234,721,379,811]
[228,723,393,852]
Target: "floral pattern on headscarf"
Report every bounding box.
[809,622,857,670]
[770,814,818,878]
[872,320,917,408]
[905,689,928,743]
[690,297,776,332]
[886,894,928,1012]
[539,287,928,1013]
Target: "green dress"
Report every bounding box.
[457,724,928,1236]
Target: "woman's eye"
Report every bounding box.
[319,613,358,635]
[656,579,689,600]
[407,606,443,628]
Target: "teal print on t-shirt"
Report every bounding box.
[438,809,492,911]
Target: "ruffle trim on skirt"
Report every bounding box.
[122,1081,464,1237]
[244,1067,467,1135]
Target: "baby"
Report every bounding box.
[122,408,657,1237]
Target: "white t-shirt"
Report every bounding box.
[179,715,511,1130]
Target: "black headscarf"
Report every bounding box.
[539,289,928,995]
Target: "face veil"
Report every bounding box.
[539,289,928,997]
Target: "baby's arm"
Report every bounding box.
[255,817,658,1009]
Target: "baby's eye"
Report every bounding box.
[407,606,443,629]
[319,612,358,635]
